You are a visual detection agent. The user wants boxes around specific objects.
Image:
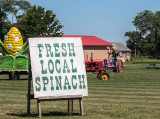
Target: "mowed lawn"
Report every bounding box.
[0,63,160,119]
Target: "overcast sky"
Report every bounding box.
[25,0,160,45]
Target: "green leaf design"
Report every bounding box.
[0,39,11,56]
[0,55,14,70]
[18,41,29,55]
[14,55,29,70]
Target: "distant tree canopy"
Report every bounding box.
[0,0,31,41]
[0,1,63,42]
[125,10,160,58]
[15,5,63,41]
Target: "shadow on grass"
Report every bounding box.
[0,79,10,80]
[7,112,80,117]
[0,78,28,80]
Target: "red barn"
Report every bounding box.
[62,35,112,60]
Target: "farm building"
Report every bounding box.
[62,35,112,60]
[111,42,131,62]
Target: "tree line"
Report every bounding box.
[1,1,159,59]
[125,10,160,59]
[0,0,63,42]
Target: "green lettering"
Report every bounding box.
[78,75,86,89]
[63,59,70,73]
[35,77,41,91]
[48,59,54,74]
[55,76,62,90]
[70,59,77,73]
[45,44,53,57]
[63,76,71,90]
[50,76,54,90]
[68,43,75,57]
[55,59,61,73]
[38,44,43,58]
[40,60,47,74]
[72,75,77,89]
[42,77,49,91]
[54,43,60,57]
[61,43,67,57]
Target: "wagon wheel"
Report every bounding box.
[117,60,123,72]
[9,72,20,80]
[100,72,109,80]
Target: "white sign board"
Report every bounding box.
[28,37,88,98]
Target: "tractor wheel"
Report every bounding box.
[118,60,123,72]
[100,72,109,80]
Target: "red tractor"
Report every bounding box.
[85,58,123,80]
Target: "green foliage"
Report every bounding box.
[0,0,31,41]
[125,31,142,52]
[125,10,160,58]
[11,0,32,20]
[0,0,12,41]
[15,5,63,42]
[0,1,63,42]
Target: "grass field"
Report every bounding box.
[0,63,160,119]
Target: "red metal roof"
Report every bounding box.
[62,35,112,46]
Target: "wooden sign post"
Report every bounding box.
[27,37,88,117]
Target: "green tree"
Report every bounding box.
[10,0,32,23]
[134,10,160,58]
[125,10,160,58]
[0,0,31,41]
[16,5,63,41]
[125,31,142,60]
[0,0,12,41]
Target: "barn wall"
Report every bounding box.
[83,46,110,60]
